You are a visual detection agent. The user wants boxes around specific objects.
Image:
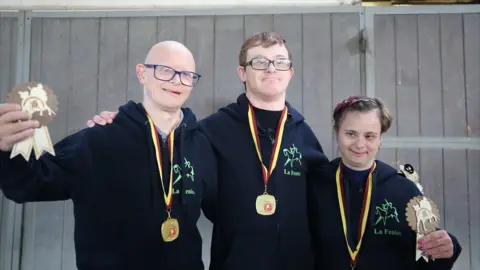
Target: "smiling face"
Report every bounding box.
[337,110,382,170]
[239,44,294,99]
[237,32,294,102]
[137,42,197,111]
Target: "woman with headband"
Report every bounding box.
[306,96,462,270]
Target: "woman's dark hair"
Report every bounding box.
[333,96,393,134]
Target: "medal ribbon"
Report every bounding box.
[247,103,288,192]
[335,162,376,269]
[147,115,175,215]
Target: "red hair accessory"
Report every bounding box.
[334,96,357,114]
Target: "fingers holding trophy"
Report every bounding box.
[5,81,58,160]
[400,164,441,262]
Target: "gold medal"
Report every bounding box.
[161,217,180,242]
[247,104,288,216]
[148,115,180,242]
[256,194,277,215]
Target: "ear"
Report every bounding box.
[136,64,146,84]
[289,67,295,79]
[237,66,247,82]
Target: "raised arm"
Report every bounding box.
[0,103,96,203]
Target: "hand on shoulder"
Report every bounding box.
[86,111,118,127]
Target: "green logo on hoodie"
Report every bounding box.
[374,199,402,236]
[283,144,302,177]
[172,158,195,195]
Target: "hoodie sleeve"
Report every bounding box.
[0,127,100,203]
[199,135,218,223]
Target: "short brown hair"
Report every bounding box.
[333,96,393,134]
[239,32,292,66]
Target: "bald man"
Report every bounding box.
[0,41,218,270]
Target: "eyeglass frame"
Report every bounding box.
[242,57,293,71]
[143,64,202,87]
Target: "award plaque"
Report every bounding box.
[405,196,441,262]
[5,82,57,160]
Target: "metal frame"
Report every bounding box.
[0,10,30,270]
[382,137,480,149]
[364,4,480,98]
[27,5,363,18]
[363,4,480,149]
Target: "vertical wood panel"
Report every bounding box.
[213,15,244,111]
[444,150,470,270]
[374,15,397,137]
[395,15,420,137]
[0,17,17,101]
[244,15,274,37]
[376,148,396,166]
[127,18,157,102]
[440,14,467,137]
[98,18,128,111]
[274,14,303,112]
[464,14,480,138]
[21,18,42,270]
[157,16,185,43]
[302,14,333,159]
[0,15,18,270]
[467,150,480,270]
[22,18,72,270]
[62,18,101,270]
[418,15,444,136]
[185,16,215,120]
[419,149,445,227]
[332,13,361,155]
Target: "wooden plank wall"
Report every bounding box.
[0,14,19,269]
[373,13,480,270]
[1,10,477,270]
[16,13,362,270]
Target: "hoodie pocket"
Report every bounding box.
[223,229,278,270]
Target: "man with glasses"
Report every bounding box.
[199,32,326,270]
[0,41,218,270]
[88,32,328,270]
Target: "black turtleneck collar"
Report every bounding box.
[341,162,372,184]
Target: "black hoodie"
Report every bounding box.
[199,93,327,270]
[307,157,462,270]
[0,101,218,270]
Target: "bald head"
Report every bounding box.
[144,41,195,70]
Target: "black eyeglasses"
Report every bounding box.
[144,64,201,87]
[243,58,292,71]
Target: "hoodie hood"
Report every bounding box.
[116,100,199,135]
[218,93,305,126]
[326,157,399,185]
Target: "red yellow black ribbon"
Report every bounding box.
[148,115,175,212]
[336,162,376,269]
[247,103,288,191]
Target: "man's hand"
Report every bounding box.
[0,103,39,151]
[86,111,118,127]
[418,230,454,259]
